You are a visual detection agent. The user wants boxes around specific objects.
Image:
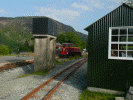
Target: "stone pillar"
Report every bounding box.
[53,38,56,67]
[33,35,56,72]
[49,38,56,69]
[45,36,50,69]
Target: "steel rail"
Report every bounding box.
[43,59,88,100]
[0,57,67,71]
[21,57,87,100]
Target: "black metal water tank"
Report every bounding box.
[32,17,57,37]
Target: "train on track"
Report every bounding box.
[59,43,81,57]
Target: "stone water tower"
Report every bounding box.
[32,17,57,72]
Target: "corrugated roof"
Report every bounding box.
[84,3,133,31]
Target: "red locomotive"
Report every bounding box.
[59,43,81,57]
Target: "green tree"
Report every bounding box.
[81,41,86,50]
[24,40,29,48]
[8,46,12,54]
[18,40,30,52]
[122,0,133,7]
[86,39,88,52]
[0,44,10,55]
[30,45,34,52]
[57,32,85,49]
[18,45,30,52]
[56,33,66,43]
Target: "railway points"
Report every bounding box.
[0,57,87,100]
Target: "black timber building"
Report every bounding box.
[84,3,133,92]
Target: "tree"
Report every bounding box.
[122,0,133,7]
[56,32,85,49]
[30,45,34,52]
[81,41,86,50]
[8,46,12,54]
[86,39,88,52]
[18,45,30,52]
[24,40,29,48]
[56,33,66,43]
[18,40,30,52]
[0,44,10,55]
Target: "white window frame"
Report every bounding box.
[108,26,133,60]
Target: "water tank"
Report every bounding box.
[32,17,57,37]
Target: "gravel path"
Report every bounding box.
[0,57,87,100]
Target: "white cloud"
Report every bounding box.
[10,12,13,15]
[35,7,80,23]
[90,0,104,9]
[60,0,66,3]
[106,5,116,9]
[110,0,123,4]
[0,9,8,14]
[71,3,89,10]
[105,0,123,10]
[81,0,105,9]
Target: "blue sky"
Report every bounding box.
[0,0,124,35]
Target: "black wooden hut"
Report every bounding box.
[84,3,133,92]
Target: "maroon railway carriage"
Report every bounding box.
[59,43,81,57]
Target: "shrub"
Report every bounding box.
[0,44,10,55]
[8,46,12,54]
[18,45,30,52]
[30,45,34,52]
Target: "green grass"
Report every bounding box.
[55,60,64,65]
[55,59,70,65]
[69,55,80,60]
[18,69,49,78]
[18,60,65,78]
[79,89,126,100]
[55,55,87,65]
[0,54,18,57]
[18,58,71,78]
[82,54,88,58]
[69,55,84,60]
[18,55,87,78]
[0,52,34,57]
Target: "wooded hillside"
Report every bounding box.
[0,16,88,52]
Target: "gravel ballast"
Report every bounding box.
[0,57,87,100]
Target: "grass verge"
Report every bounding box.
[0,54,18,57]
[79,89,127,100]
[56,55,88,65]
[0,52,34,57]
[19,55,87,78]
[55,60,64,65]
[18,69,49,78]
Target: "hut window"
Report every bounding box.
[108,26,133,60]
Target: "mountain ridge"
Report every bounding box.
[0,16,88,51]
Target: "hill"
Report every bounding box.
[0,16,88,52]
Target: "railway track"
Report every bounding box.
[21,57,87,100]
[0,57,66,72]
[0,60,34,72]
